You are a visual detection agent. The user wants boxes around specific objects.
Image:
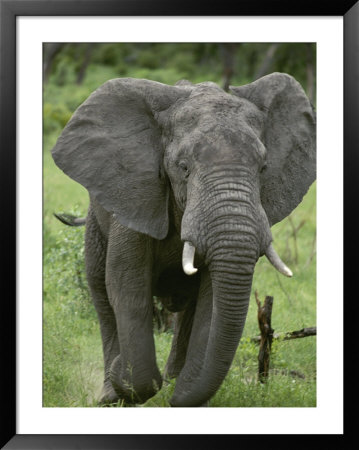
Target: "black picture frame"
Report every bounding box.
[1,1,356,448]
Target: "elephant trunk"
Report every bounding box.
[172,171,263,406]
[172,232,257,406]
[172,168,294,406]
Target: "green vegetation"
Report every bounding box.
[43,43,316,407]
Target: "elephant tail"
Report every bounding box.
[53,213,86,227]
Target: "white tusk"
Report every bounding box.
[265,243,293,277]
[182,241,198,275]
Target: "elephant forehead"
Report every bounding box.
[174,96,236,123]
[171,92,263,134]
[191,128,265,165]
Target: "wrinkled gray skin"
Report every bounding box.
[51,73,316,407]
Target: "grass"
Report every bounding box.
[43,64,316,408]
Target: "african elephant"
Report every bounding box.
[51,73,316,407]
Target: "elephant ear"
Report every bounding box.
[52,78,188,239]
[230,72,316,226]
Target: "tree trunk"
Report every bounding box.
[254,43,279,80]
[255,293,274,382]
[219,43,238,92]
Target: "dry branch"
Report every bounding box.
[255,292,274,383]
[250,326,316,344]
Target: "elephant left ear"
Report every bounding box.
[230,72,316,226]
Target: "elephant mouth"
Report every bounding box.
[182,240,292,278]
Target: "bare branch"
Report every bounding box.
[256,294,274,383]
[251,326,316,344]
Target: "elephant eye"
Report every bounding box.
[178,161,190,178]
[260,163,267,174]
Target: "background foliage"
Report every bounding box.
[43,43,316,407]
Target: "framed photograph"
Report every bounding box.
[2,0,355,448]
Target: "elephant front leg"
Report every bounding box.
[85,211,120,405]
[106,227,162,404]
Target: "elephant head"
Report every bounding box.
[52,73,316,406]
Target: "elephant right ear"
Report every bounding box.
[51,78,188,239]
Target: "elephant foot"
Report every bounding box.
[98,378,120,406]
[109,354,162,404]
